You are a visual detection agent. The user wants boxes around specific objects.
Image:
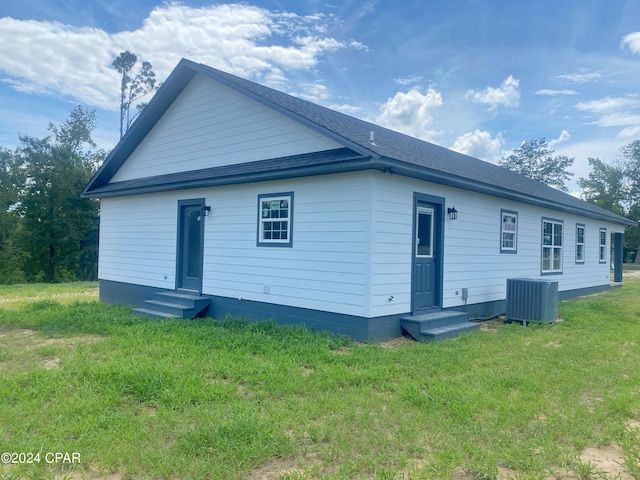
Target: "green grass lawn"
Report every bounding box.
[1,281,640,479]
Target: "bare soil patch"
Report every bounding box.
[378,335,414,348]
[245,453,321,480]
[43,356,60,369]
[58,465,123,480]
[578,444,632,479]
[0,329,103,370]
[0,328,102,348]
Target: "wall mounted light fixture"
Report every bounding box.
[202,205,211,216]
[447,207,458,220]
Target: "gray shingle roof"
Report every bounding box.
[83,58,634,227]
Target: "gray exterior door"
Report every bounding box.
[177,199,205,292]
[412,199,441,310]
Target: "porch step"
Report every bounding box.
[400,310,479,342]
[133,291,211,320]
[131,307,178,320]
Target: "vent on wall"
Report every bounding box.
[506,278,558,324]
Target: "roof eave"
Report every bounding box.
[381,159,635,227]
[85,152,634,227]
[83,156,374,199]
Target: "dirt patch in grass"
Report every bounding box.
[43,356,60,369]
[578,444,632,479]
[0,328,102,348]
[378,335,414,348]
[624,269,640,278]
[447,441,635,479]
[1,464,123,480]
[57,465,123,480]
[477,317,505,332]
[0,329,103,370]
[245,453,321,480]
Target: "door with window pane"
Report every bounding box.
[412,203,439,310]
[177,200,204,292]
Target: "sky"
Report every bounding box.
[1,0,640,194]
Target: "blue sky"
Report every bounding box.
[1,0,640,193]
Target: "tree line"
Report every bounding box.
[0,106,103,283]
[0,52,157,284]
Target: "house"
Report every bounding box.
[82,58,635,342]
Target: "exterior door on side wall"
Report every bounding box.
[177,200,205,292]
[412,202,439,310]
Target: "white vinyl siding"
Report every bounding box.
[99,174,371,316]
[98,194,179,289]
[99,170,624,319]
[110,74,342,182]
[369,173,620,314]
[202,174,371,316]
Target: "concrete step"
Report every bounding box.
[143,300,196,318]
[400,310,479,342]
[132,307,177,320]
[400,310,469,330]
[420,322,480,342]
[133,291,211,320]
[154,291,210,309]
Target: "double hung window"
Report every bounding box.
[542,219,563,273]
[258,193,293,247]
[576,224,585,263]
[599,228,607,263]
[500,210,518,253]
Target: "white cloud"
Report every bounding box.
[535,89,578,96]
[621,31,640,54]
[465,75,520,109]
[590,112,640,128]
[394,74,424,87]
[450,130,504,163]
[580,112,640,139]
[373,87,443,142]
[573,96,640,138]
[0,3,363,111]
[556,70,603,84]
[548,130,570,148]
[575,96,639,113]
[294,82,331,103]
[619,125,640,138]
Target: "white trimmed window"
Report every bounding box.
[258,193,293,247]
[500,210,518,253]
[599,228,607,263]
[576,224,585,264]
[542,219,563,273]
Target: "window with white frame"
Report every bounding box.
[599,228,607,263]
[257,193,293,246]
[576,224,585,264]
[500,210,518,253]
[542,218,563,273]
